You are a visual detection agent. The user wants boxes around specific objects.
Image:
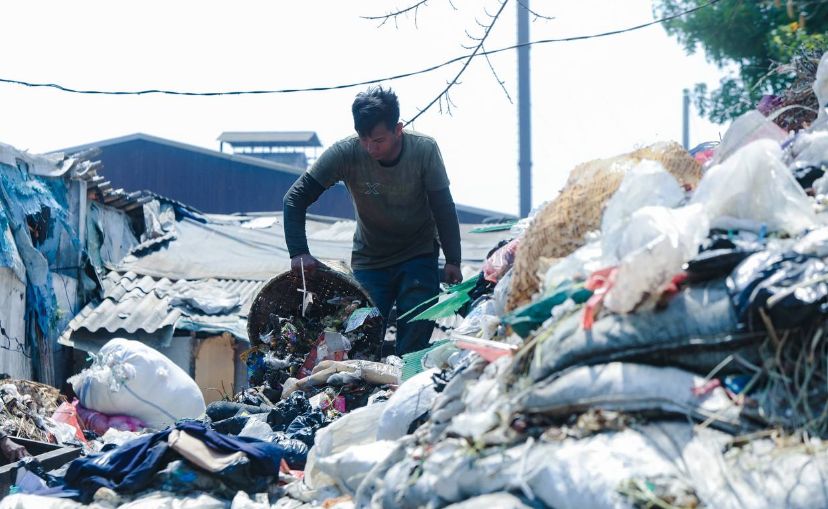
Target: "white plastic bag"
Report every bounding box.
[68,338,206,430]
[305,402,388,490]
[711,110,788,165]
[492,269,513,316]
[601,160,686,266]
[315,440,398,494]
[787,130,828,168]
[605,205,709,314]
[813,50,828,125]
[454,299,499,339]
[238,416,273,441]
[542,238,602,294]
[691,139,818,236]
[377,369,439,441]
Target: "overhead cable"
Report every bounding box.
[0,0,722,97]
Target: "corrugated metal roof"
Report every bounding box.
[51,133,305,176]
[218,131,322,147]
[60,271,265,346]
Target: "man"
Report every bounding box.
[283,86,462,356]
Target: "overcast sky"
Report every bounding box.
[0,0,728,216]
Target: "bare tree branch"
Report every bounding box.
[482,44,513,103]
[361,0,430,27]
[405,0,511,126]
[517,0,555,21]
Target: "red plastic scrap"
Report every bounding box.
[582,267,617,330]
[691,378,721,397]
[657,272,689,308]
[299,332,348,379]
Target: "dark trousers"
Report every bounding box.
[353,253,440,356]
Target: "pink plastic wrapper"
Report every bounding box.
[482,238,520,283]
[76,401,146,435]
[320,394,347,413]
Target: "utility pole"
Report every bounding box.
[517,0,532,217]
[682,88,690,150]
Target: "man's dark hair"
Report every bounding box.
[352,86,400,137]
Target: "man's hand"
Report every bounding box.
[444,263,463,285]
[0,437,30,462]
[291,254,321,276]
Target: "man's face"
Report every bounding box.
[359,122,403,162]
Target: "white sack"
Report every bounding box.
[377,369,439,441]
[69,338,206,429]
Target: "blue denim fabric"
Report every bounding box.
[353,253,440,356]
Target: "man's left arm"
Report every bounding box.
[428,188,462,284]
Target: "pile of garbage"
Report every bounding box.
[277,52,828,508]
[0,379,65,443]
[13,50,828,509]
[0,269,398,507]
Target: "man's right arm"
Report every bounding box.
[283,173,326,270]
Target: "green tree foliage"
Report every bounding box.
[653,0,828,123]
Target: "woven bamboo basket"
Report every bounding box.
[505,142,701,312]
[247,265,383,359]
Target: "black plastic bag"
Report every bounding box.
[728,251,828,330]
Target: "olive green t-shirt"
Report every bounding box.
[308,130,450,270]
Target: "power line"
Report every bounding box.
[0,0,722,98]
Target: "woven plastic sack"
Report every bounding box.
[68,338,206,430]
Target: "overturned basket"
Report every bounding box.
[247,265,384,361]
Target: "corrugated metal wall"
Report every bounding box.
[95,139,356,218]
[0,268,31,379]
[91,139,498,223]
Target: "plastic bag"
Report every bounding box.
[813,50,828,125]
[492,269,513,316]
[691,139,818,236]
[68,338,206,429]
[794,227,828,257]
[454,298,499,339]
[815,173,828,196]
[787,130,828,170]
[605,204,709,314]
[304,402,388,490]
[541,238,602,295]
[315,440,398,494]
[51,401,86,443]
[482,239,519,283]
[509,202,547,236]
[711,110,788,165]
[42,418,81,445]
[238,417,274,441]
[728,250,828,330]
[377,369,439,441]
[601,160,686,266]
[76,403,145,435]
